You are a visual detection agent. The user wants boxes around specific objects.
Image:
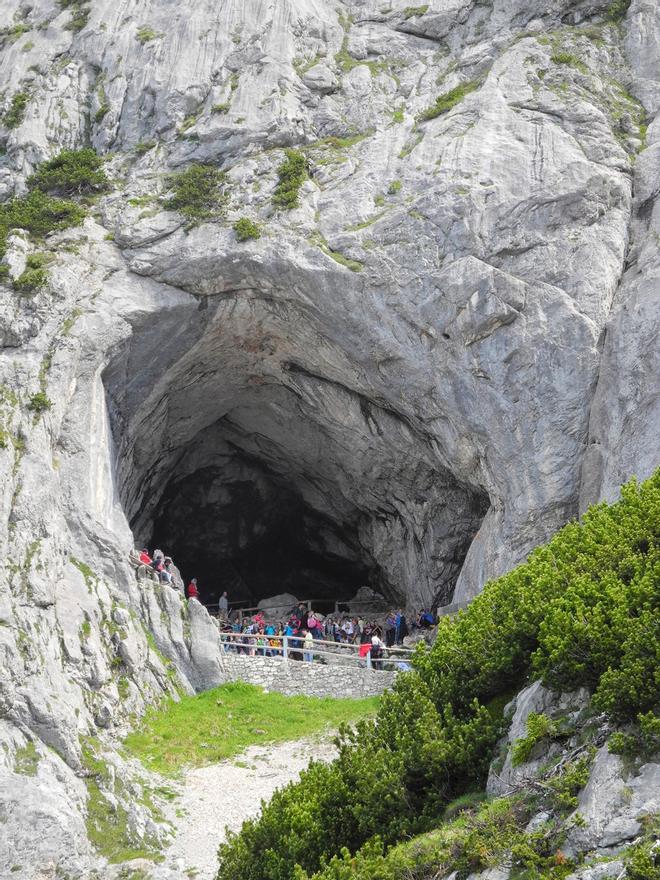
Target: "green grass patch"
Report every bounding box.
[346,210,388,232]
[135,140,156,156]
[14,741,40,776]
[403,5,429,19]
[551,51,588,73]
[307,132,372,150]
[419,79,480,121]
[124,682,379,776]
[82,737,164,864]
[310,232,364,271]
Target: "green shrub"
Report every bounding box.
[164,163,226,224]
[511,713,559,766]
[94,102,109,123]
[297,795,575,880]
[624,838,660,880]
[0,23,31,43]
[609,711,660,761]
[27,391,52,413]
[0,189,86,258]
[606,0,631,23]
[403,5,429,18]
[13,253,49,292]
[59,0,90,32]
[4,92,29,129]
[551,52,587,73]
[546,753,593,811]
[387,179,402,194]
[217,471,660,880]
[272,149,308,209]
[419,80,480,121]
[136,26,160,44]
[212,102,230,114]
[28,148,109,196]
[135,140,156,156]
[233,217,261,241]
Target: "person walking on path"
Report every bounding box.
[218,591,229,616]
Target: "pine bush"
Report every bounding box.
[217,471,659,880]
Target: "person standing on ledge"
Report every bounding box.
[187,578,199,600]
[218,591,229,616]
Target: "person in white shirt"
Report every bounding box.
[303,629,314,662]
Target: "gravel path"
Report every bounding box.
[159,734,337,880]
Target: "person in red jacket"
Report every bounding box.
[139,548,152,565]
[187,578,199,600]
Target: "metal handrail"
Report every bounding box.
[218,631,414,653]
[218,631,414,670]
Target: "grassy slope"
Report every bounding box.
[124,682,379,775]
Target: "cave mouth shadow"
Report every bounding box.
[147,462,376,610]
[102,300,490,615]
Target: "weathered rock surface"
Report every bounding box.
[0,0,658,875]
[487,681,592,797]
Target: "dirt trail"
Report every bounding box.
[158,734,337,880]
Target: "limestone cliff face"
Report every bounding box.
[0,0,658,876]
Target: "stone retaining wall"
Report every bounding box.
[219,653,397,698]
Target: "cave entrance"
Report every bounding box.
[148,456,374,609]
[101,293,488,614]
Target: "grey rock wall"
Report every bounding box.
[219,652,397,699]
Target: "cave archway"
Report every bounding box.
[102,292,488,611]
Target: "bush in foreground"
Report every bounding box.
[217,471,659,880]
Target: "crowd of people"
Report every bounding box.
[214,602,428,669]
[134,550,437,668]
[138,548,180,588]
